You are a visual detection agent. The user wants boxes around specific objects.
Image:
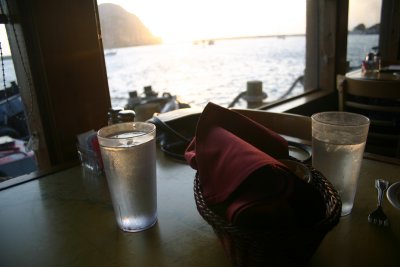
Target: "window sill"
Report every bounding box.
[0,162,77,191]
[260,89,334,113]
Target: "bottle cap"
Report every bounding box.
[117,109,136,123]
[107,107,124,125]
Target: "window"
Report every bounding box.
[97,1,308,114]
[0,23,37,181]
[347,0,382,70]
[6,0,396,184]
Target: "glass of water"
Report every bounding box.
[311,112,370,216]
[97,122,157,232]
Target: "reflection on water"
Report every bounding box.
[105,37,306,109]
[104,35,378,109]
[0,35,379,110]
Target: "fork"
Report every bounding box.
[368,179,390,227]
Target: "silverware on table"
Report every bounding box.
[368,179,390,227]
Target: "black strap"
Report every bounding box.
[160,142,187,161]
[151,116,192,143]
[151,116,191,161]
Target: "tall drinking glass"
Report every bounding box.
[97,122,157,232]
[312,112,370,216]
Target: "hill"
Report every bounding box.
[98,3,161,49]
[351,23,380,34]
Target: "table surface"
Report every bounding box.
[346,69,400,81]
[0,149,400,267]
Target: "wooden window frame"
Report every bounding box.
[2,0,110,172]
[2,0,399,177]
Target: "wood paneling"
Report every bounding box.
[4,0,111,169]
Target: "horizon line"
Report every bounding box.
[192,33,305,43]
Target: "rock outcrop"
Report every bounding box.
[98,3,161,49]
[351,23,380,34]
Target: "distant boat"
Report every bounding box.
[193,39,215,46]
[104,50,117,56]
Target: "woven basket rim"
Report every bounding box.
[194,163,342,235]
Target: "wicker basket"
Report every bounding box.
[194,165,341,267]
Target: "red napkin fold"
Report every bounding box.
[185,103,325,227]
[185,103,290,205]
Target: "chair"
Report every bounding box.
[153,107,312,143]
[234,109,312,162]
[336,74,400,158]
[233,108,311,142]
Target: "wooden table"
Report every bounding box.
[346,68,400,81]
[0,149,399,267]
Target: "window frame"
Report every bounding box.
[1,0,110,174]
[1,0,348,171]
[259,0,349,114]
[2,0,399,183]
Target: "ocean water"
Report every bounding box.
[347,34,379,68]
[105,34,378,109]
[105,36,306,109]
[1,34,378,109]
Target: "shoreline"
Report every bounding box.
[193,33,306,44]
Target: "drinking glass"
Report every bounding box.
[97,122,157,232]
[312,112,370,216]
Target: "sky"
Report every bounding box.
[348,0,381,30]
[0,0,382,55]
[0,26,10,56]
[97,0,307,42]
[97,0,381,43]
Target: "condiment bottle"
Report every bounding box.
[107,107,124,125]
[117,109,136,123]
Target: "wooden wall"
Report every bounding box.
[380,0,400,62]
[3,0,111,170]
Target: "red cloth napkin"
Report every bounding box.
[185,103,290,204]
[185,103,325,227]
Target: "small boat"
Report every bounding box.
[0,135,36,180]
[0,81,29,139]
[0,81,36,179]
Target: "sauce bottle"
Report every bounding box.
[117,109,136,123]
[107,107,124,125]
